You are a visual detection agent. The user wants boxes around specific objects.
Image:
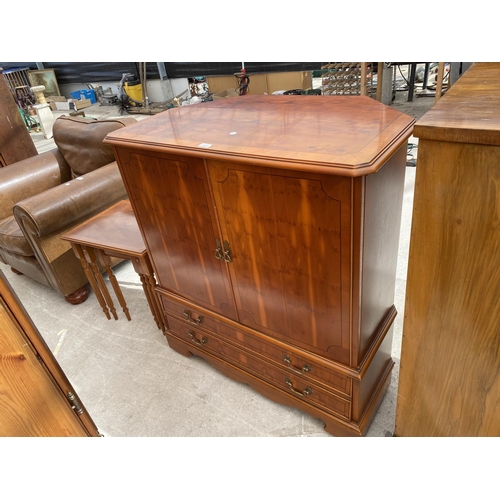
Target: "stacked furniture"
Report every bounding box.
[105,95,414,436]
[0,73,37,166]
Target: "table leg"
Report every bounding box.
[139,272,166,331]
[408,63,417,101]
[131,256,166,331]
[71,243,111,320]
[98,252,131,321]
[85,247,118,320]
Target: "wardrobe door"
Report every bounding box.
[0,272,99,437]
[115,148,237,320]
[208,160,352,364]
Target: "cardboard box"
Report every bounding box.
[54,99,91,111]
[206,71,311,96]
[72,99,92,110]
[55,101,72,111]
[47,95,67,111]
[212,89,239,100]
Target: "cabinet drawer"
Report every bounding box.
[160,295,352,397]
[167,321,351,421]
[161,296,352,396]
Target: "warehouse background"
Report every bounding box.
[0,62,323,84]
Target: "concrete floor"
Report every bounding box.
[1,88,435,437]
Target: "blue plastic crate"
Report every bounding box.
[70,89,96,104]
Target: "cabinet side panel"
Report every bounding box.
[396,140,500,436]
[115,148,237,320]
[358,144,406,362]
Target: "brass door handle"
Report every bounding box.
[283,354,312,375]
[222,240,232,263]
[188,330,207,347]
[285,378,312,397]
[215,239,232,263]
[183,309,204,325]
[215,239,224,260]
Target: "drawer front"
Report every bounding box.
[160,295,351,397]
[167,320,351,421]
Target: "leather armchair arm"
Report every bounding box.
[0,149,72,221]
[13,162,127,238]
[12,162,127,296]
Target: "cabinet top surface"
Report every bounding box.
[414,62,500,144]
[105,95,414,175]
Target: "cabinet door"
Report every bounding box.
[115,149,237,320]
[0,272,99,436]
[208,160,351,363]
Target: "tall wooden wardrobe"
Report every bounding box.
[0,269,99,436]
[105,95,414,436]
[395,62,500,436]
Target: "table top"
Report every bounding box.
[414,62,500,145]
[104,95,415,176]
[62,199,146,256]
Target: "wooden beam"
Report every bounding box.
[434,62,445,103]
[376,62,384,101]
[360,62,368,96]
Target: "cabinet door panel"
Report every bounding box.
[209,161,351,362]
[115,149,237,320]
[0,298,90,436]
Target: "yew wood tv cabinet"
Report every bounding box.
[105,95,414,437]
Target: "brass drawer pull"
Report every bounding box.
[283,354,312,375]
[285,378,312,397]
[188,330,207,347]
[183,309,204,325]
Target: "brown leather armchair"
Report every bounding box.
[0,115,137,303]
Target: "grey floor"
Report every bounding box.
[1,89,435,437]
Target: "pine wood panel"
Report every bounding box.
[0,271,99,436]
[396,63,500,436]
[0,297,89,436]
[395,139,500,436]
[415,62,500,144]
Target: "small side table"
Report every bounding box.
[62,200,166,331]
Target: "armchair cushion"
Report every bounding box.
[53,116,137,178]
[0,149,72,221]
[0,216,33,257]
